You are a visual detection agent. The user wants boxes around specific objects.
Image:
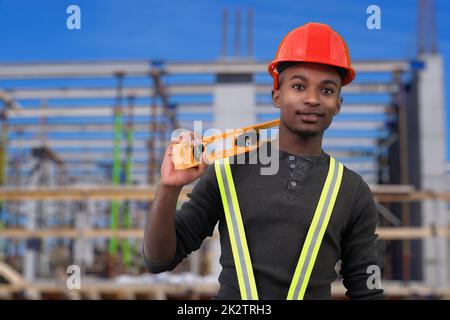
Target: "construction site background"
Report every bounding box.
[0,1,450,300]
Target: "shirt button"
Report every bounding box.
[291,181,297,187]
[289,155,295,161]
[290,163,296,169]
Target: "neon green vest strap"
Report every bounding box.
[287,156,344,299]
[215,157,259,300]
[215,156,344,300]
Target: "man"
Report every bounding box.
[143,22,384,300]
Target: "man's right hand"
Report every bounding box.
[160,131,208,188]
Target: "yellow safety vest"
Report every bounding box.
[214,156,344,300]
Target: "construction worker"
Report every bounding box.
[143,22,384,300]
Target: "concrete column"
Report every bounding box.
[213,73,256,131]
[24,205,37,282]
[24,158,40,282]
[418,54,449,288]
[74,201,94,267]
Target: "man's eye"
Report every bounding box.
[292,84,305,90]
[322,88,334,95]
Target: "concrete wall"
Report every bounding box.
[418,54,449,288]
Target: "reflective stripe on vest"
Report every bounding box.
[214,156,344,300]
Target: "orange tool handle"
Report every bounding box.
[171,119,280,170]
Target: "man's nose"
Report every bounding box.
[304,88,320,106]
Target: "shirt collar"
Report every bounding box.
[263,140,328,165]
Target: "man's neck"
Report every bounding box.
[277,125,324,156]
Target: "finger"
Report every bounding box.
[197,162,208,175]
[179,131,194,146]
[201,151,209,164]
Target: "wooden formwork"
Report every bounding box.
[0,184,449,299]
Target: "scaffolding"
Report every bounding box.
[0,59,448,299]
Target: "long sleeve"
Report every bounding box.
[340,179,385,300]
[143,164,222,273]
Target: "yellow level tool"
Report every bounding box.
[172,119,280,170]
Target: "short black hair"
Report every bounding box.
[276,61,347,87]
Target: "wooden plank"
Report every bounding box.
[256,83,397,94]
[329,121,386,130]
[370,184,416,194]
[0,184,447,201]
[377,227,434,240]
[0,60,411,79]
[2,279,449,299]
[2,227,449,240]
[9,140,154,148]
[7,105,212,118]
[10,160,379,173]
[331,280,450,298]
[0,261,27,286]
[6,82,396,100]
[374,191,450,202]
[8,137,381,149]
[0,185,162,201]
[8,123,207,133]
[0,61,151,78]
[7,104,387,119]
[7,85,212,100]
[165,60,411,74]
[257,104,389,114]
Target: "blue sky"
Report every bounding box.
[0,0,449,159]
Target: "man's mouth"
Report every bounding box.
[295,111,324,123]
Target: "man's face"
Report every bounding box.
[272,62,343,137]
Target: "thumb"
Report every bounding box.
[197,161,208,175]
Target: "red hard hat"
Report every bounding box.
[268,22,356,89]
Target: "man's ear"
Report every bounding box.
[272,89,281,108]
[334,96,343,115]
